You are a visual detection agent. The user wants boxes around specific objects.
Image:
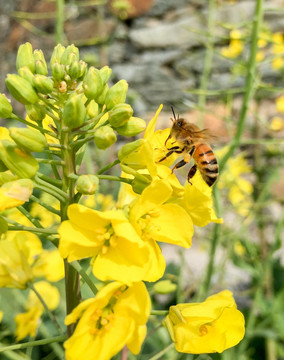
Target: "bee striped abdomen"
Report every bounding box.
[193,143,218,186]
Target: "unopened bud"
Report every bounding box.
[51,62,65,81]
[131,174,151,194]
[18,66,34,84]
[99,66,112,85]
[0,171,18,186]
[58,81,67,93]
[96,84,109,106]
[118,139,145,161]
[83,67,103,100]
[115,116,146,136]
[76,174,99,195]
[34,50,48,75]
[108,103,133,128]
[0,215,8,234]
[16,42,35,73]
[62,94,86,129]
[61,45,79,65]
[0,140,39,178]
[78,60,87,79]
[105,80,128,110]
[68,60,80,79]
[94,125,117,149]
[25,104,46,122]
[86,100,99,119]
[0,94,13,119]
[6,74,38,105]
[33,75,54,94]
[50,44,65,66]
[9,127,47,152]
[153,280,177,294]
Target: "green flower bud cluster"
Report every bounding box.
[2,42,148,165]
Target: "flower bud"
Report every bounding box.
[99,66,112,85]
[0,94,13,119]
[51,62,65,81]
[86,100,99,119]
[78,60,87,79]
[115,117,146,136]
[94,125,117,149]
[62,94,86,130]
[18,66,34,83]
[0,140,39,178]
[108,103,133,128]
[83,67,103,100]
[33,75,54,94]
[118,139,145,161]
[0,171,18,185]
[6,74,38,105]
[96,84,109,106]
[9,127,47,152]
[131,174,151,194]
[0,215,8,234]
[16,42,35,73]
[0,159,7,172]
[68,60,80,79]
[50,44,65,66]
[25,104,46,122]
[76,174,99,195]
[153,280,177,294]
[34,49,48,75]
[60,45,79,65]
[105,80,128,110]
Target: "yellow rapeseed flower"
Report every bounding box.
[15,281,60,341]
[64,281,151,360]
[163,290,245,354]
[58,204,150,284]
[270,116,283,131]
[0,179,33,211]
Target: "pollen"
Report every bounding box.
[101,245,109,254]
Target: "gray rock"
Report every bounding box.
[133,49,184,65]
[147,0,190,17]
[129,14,207,49]
[0,15,10,42]
[208,73,246,90]
[174,49,235,76]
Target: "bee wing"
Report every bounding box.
[187,128,214,141]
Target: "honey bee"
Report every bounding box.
[159,107,219,187]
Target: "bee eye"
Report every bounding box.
[177,121,183,127]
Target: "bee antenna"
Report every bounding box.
[171,106,177,121]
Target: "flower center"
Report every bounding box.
[199,325,208,336]
[89,285,127,336]
[138,212,161,240]
[99,224,117,254]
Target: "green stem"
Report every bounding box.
[10,114,58,138]
[97,175,132,184]
[28,283,64,335]
[96,159,120,175]
[0,336,67,353]
[71,261,98,295]
[37,158,65,166]
[7,225,57,234]
[176,249,185,303]
[37,172,62,187]
[17,206,43,228]
[147,343,175,360]
[47,152,62,180]
[197,0,216,128]
[150,310,169,316]
[219,0,264,173]
[55,0,65,44]
[72,136,94,151]
[30,195,61,216]
[35,175,69,201]
[34,183,67,203]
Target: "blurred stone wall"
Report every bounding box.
[0,0,283,115]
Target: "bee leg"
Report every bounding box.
[158,147,184,162]
[171,159,187,173]
[187,164,197,184]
